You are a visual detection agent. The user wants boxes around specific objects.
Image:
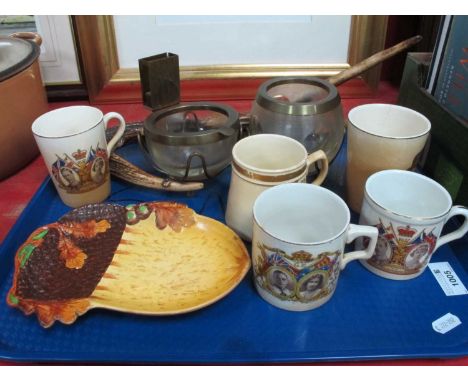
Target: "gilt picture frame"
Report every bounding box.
[73,16,388,103]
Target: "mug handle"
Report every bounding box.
[341,224,378,270]
[10,32,42,46]
[306,150,329,186]
[434,206,468,251]
[104,112,126,156]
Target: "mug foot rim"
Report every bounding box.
[254,282,333,311]
[359,259,424,280]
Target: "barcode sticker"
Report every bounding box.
[428,262,468,296]
[432,313,462,334]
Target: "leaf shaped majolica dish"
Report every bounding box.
[7,202,250,328]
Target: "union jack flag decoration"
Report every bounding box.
[96,144,107,159]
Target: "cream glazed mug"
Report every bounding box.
[225,134,328,241]
[252,183,378,311]
[358,170,468,280]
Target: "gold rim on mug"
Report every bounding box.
[347,104,431,140]
[32,106,105,139]
[232,161,308,183]
[364,170,453,222]
[253,183,351,246]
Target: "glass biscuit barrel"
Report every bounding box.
[139,102,240,181]
[250,77,345,161]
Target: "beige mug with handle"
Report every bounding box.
[225,134,328,241]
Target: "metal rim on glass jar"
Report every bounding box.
[139,102,240,181]
[255,77,341,116]
[144,102,239,145]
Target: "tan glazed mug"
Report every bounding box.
[346,104,431,212]
[32,106,125,208]
[225,134,328,241]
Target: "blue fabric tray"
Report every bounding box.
[0,142,467,364]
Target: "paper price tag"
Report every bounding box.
[428,262,468,296]
[432,313,462,334]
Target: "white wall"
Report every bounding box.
[35,15,81,84]
[113,16,351,68]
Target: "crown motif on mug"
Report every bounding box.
[72,149,87,161]
[291,250,314,262]
[397,225,417,238]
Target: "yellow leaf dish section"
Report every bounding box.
[90,212,250,315]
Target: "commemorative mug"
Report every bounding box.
[346,104,431,212]
[225,134,328,241]
[358,170,468,280]
[252,183,378,311]
[32,106,125,207]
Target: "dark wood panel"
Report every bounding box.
[46,84,88,102]
[381,15,441,86]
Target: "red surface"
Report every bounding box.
[92,77,377,104]
[1,82,467,365]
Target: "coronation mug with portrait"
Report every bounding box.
[252,183,378,311]
[358,170,468,280]
[32,106,125,208]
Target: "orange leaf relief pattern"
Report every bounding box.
[57,236,88,269]
[60,219,111,238]
[16,298,91,328]
[151,202,196,232]
[53,219,111,269]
